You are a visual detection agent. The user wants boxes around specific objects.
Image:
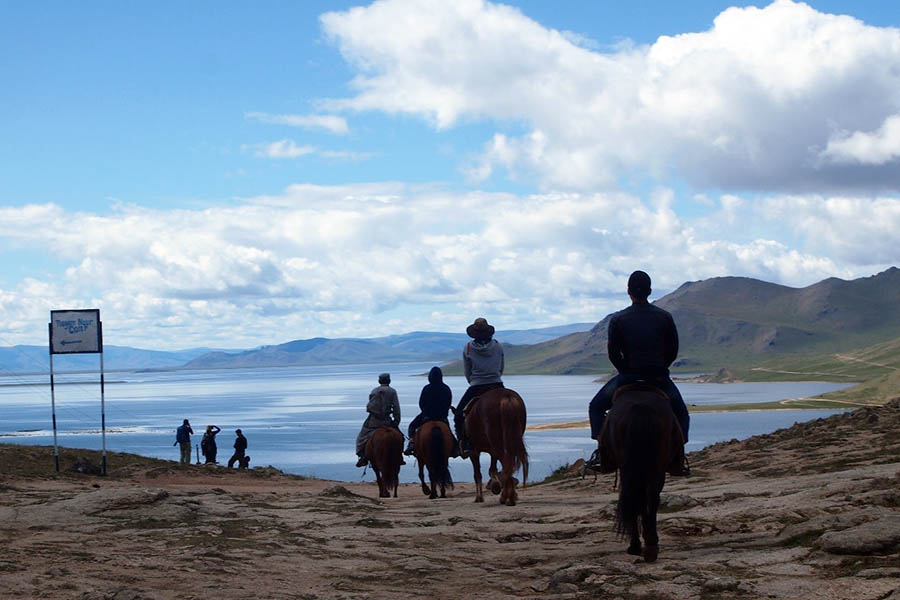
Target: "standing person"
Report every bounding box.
[355,373,402,468]
[174,419,193,465]
[228,429,248,469]
[404,366,458,457]
[587,270,690,475]
[201,425,221,464]
[454,318,504,458]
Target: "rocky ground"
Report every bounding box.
[1,400,899,600]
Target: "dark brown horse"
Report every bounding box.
[414,420,454,499]
[464,387,528,505]
[365,426,403,498]
[603,383,682,562]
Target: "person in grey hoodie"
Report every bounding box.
[453,317,504,458]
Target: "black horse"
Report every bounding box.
[603,383,682,562]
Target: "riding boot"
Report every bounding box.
[403,439,415,456]
[450,437,460,458]
[667,445,691,476]
[587,444,617,474]
[458,434,472,459]
[355,455,367,468]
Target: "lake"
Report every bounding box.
[0,362,852,482]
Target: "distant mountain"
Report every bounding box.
[0,345,220,374]
[501,267,900,375]
[183,323,596,369]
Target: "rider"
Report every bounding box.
[355,373,403,468]
[454,317,504,459]
[404,366,458,457]
[587,270,691,476]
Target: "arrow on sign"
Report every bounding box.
[60,340,83,346]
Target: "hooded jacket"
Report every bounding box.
[463,339,504,386]
[419,366,453,420]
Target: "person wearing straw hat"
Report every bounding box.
[453,318,504,458]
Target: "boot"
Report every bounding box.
[586,445,617,474]
[458,436,472,459]
[403,439,415,457]
[450,438,460,458]
[355,455,367,468]
[667,447,691,476]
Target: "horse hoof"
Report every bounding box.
[626,544,642,556]
[475,496,484,503]
[643,546,658,563]
[489,480,502,495]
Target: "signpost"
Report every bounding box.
[48,309,106,474]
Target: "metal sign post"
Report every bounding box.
[48,309,106,474]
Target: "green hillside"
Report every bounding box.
[440,269,900,404]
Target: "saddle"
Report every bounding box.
[611,381,669,404]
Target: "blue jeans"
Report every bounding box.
[588,373,689,442]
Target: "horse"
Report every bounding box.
[603,383,682,563]
[365,426,404,498]
[414,420,454,499]
[464,387,528,505]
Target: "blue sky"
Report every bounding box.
[1,0,899,349]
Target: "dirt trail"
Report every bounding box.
[1,400,899,600]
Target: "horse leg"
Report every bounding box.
[488,456,502,495]
[642,477,663,562]
[418,460,430,496]
[374,467,388,498]
[428,466,438,499]
[471,452,484,503]
[500,454,517,506]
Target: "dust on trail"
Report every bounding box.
[1,400,899,600]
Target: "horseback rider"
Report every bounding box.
[454,317,504,458]
[587,270,691,475]
[404,366,459,457]
[356,373,403,468]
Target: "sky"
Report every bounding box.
[1,0,900,350]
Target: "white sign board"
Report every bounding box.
[50,309,102,354]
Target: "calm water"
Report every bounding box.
[0,363,851,482]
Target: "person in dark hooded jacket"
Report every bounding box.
[404,366,458,456]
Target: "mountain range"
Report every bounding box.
[499,267,900,376]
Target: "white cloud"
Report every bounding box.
[820,114,900,165]
[0,184,894,348]
[252,139,316,158]
[321,0,900,192]
[246,111,350,135]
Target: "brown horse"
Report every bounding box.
[365,426,403,498]
[414,420,454,499]
[603,383,682,562]
[464,387,528,505]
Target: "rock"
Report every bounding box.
[702,576,740,593]
[549,565,593,587]
[67,457,102,475]
[816,516,900,554]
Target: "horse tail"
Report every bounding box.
[615,403,658,538]
[381,428,403,493]
[500,392,529,486]
[428,423,453,489]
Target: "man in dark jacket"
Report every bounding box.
[174,419,193,465]
[404,366,458,457]
[587,271,690,475]
[454,317,504,458]
[228,429,248,469]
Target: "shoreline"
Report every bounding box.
[526,396,886,432]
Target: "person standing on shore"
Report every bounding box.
[355,373,402,468]
[174,419,193,465]
[228,429,248,469]
[454,318,504,458]
[201,425,221,464]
